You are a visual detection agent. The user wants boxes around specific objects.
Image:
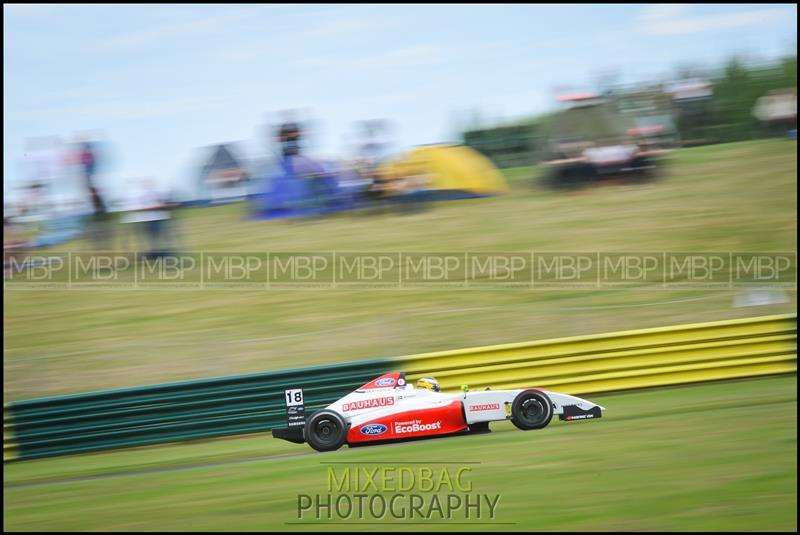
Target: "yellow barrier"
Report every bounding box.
[397,314,797,395]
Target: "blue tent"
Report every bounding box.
[250,155,356,219]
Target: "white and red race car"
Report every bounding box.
[272,371,605,452]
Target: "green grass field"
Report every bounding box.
[4,140,797,401]
[4,376,796,531]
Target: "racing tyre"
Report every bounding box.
[511,390,553,431]
[305,410,348,452]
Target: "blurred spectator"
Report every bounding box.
[74,136,99,191]
[359,119,390,165]
[277,111,336,216]
[356,120,392,206]
[276,110,304,158]
[20,181,50,221]
[119,179,174,259]
[17,137,60,238]
[24,136,61,200]
[4,213,28,253]
[87,186,113,250]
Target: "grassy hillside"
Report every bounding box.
[4,140,797,400]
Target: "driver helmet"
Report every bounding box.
[416,377,441,392]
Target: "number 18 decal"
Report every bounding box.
[285,389,304,407]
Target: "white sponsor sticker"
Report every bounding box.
[566,414,595,420]
[469,403,500,412]
[342,396,395,412]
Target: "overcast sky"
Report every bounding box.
[4,3,797,201]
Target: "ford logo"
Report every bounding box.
[360,424,388,436]
[375,378,396,387]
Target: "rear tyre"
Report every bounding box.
[511,390,554,431]
[305,410,348,452]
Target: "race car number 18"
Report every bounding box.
[285,389,304,407]
[284,389,306,428]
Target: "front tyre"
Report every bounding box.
[511,390,554,430]
[305,410,348,452]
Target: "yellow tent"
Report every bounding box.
[377,144,509,198]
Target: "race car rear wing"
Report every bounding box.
[272,388,307,443]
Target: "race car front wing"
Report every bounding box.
[558,404,602,421]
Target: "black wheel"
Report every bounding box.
[305,410,348,452]
[511,390,554,431]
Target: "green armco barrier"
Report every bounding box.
[6,358,392,460]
